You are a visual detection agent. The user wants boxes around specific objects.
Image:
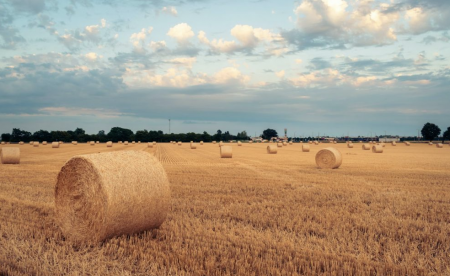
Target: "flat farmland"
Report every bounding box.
[1,142,449,275]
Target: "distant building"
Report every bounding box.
[379,137,400,142]
[251,137,263,142]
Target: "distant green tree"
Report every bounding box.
[213,130,222,141]
[11,128,32,142]
[442,127,450,143]
[201,131,212,142]
[135,130,149,142]
[421,122,441,141]
[262,129,278,140]
[236,131,249,140]
[107,127,134,142]
[32,130,51,142]
[1,133,11,142]
[51,131,72,142]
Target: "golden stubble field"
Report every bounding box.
[0,142,449,275]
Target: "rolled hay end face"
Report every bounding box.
[220,146,232,158]
[106,142,113,147]
[267,145,277,154]
[362,144,371,150]
[302,145,310,152]
[372,145,383,153]
[52,142,60,148]
[1,147,20,164]
[54,151,171,244]
[315,147,342,169]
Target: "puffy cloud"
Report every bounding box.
[167,23,194,44]
[213,67,250,84]
[130,27,153,52]
[162,6,178,16]
[55,19,109,51]
[275,70,285,78]
[168,57,196,68]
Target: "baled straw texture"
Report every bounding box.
[132,141,136,144]
[302,145,310,152]
[238,141,242,146]
[283,142,287,146]
[90,141,95,146]
[190,143,197,149]
[249,141,253,144]
[200,141,204,145]
[124,141,129,145]
[59,141,63,144]
[289,141,293,145]
[72,141,77,145]
[314,141,319,145]
[148,143,153,148]
[267,145,277,154]
[1,147,20,164]
[43,141,48,145]
[138,141,141,144]
[219,142,224,147]
[347,143,354,148]
[33,142,39,147]
[362,144,371,150]
[106,142,113,147]
[0,142,4,145]
[333,141,337,144]
[429,142,433,145]
[153,142,156,145]
[19,141,24,145]
[212,141,216,144]
[391,141,396,146]
[309,141,312,144]
[277,143,283,148]
[178,142,182,146]
[315,147,342,169]
[220,146,232,158]
[405,142,411,146]
[119,141,122,144]
[55,151,171,244]
[52,142,60,148]
[436,143,443,148]
[372,145,383,153]
[96,141,100,144]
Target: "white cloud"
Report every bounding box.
[275,70,285,78]
[162,6,178,16]
[84,52,101,61]
[130,27,153,52]
[168,57,196,68]
[149,40,167,52]
[167,23,194,44]
[213,67,250,84]
[295,59,303,64]
[101,19,106,28]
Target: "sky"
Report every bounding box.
[0,0,449,137]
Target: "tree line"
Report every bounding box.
[0,127,251,143]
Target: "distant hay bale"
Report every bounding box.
[277,143,283,148]
[59,141,63,144]
[429,142,433,145]
[148,143,153,148]
[391,141,396,146]
[153,142,156,145]
[72,141,77,145]
[200,141,204,145]
[220,146,232,158]
[249,141,253,144]
[42,141,48,145]
[178,142,182,146]
[333,141,337,144]
[55,151,171,244]
[347,143,354,148]
[132,141,135,144]
[212,141,216,144]
[52,142,60,148]
[90,141,95,146]
[283,142,287,146]
[138,141,141,144]
[96,141,100,144]
[124,141,129,145]
[0,142,5,145]
[190,143,197,149]
[302,145,310,152]
[29,141,33,145]
[219,142,224,147]
[119,141,122,144]
[359,141,362,143]
[362,144,371,150]
[289,141,293,145]
[315,147,342,169]
[405,142,410,146]
[238,141,242,146]
[107,142,113,147]
[33,142,39,147]
[1,147,20,164]
[19,142,24,145]
[436,143,443,148]
[308,141,312,144]
[372,145,383,153]
[267,145,277,154]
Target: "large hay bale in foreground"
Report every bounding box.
[1,147,20,164]
[347,143,354,148]
[372,145,383,153]
[436,143,443,148]
[106,142,113,147]
[220,146,232,158]
[52,142,60,148]
[315,147,342,169]
[362,144,371,150]
[267,145,277,154]
[55,151,171,244]
[302,145,310,152]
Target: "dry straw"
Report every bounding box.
[138,141,141,144]
[333,141,337,144]
[315,147,342,169]
[190,143,197,149]
[429,142,433,146]
[219,141,224,147]
[372,145,383,153]
[200,141,204,145]
[302,145,310,152]
[132,141,135,144]
[124,141,129,145]
[405,142,411,146]
[436,143,443,148]
[96,141,100,144]
[220,146,232,158]
[43,141,48,145]
[178,142,182,146]
[59,141,63,144]
[283,142,287,146]
[55,151,171,244]
[347,143,354,148]
[0,142,4,145]
[212,141,217,144]
[249,141,253,144]
[391,141,397,146]
[90,141,95,146]
[19,142,24,145]
[309,141,312,144]
[33,142,39,147]
[362,144,371,150]
[1,147,20,164]
[153,142,156,145]
[238,141,242,146]
[107,142,113,147]
[289,141,293,145]
[52,142,60,148]
[314,141,319,145]
[277,143,283,148]
[72,141,78,145]
[148,143,153,148]
[267,145,277,154]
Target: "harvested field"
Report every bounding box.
[0,143,449,275]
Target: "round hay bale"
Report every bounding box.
[212,141,216,144]
[106,142,113,147]
[391,141,396,146]
[148,143,153,148]
[52,142,60,148]
[1,147,20,164]
[178,142,182,146]
[315,147,342,169]
[372,145,383,153]
[302,145,310,152]
[42,141,48,145]
[436,143,443,148]
[200,141,204,145]
[220,146,232,158]
[19,142,24,145]
[429,142,433,146]
[359,141,362,143]
[33,142,39,147]
[314,141,319,145]
[124,141,129,145]
[138,141,141,144]
[249,141,253,144]
[333,141,337,144]
[59,141,63,144]
[347,143,354,148]
[362,144,371,150]
[219,142,224,147]
[289,141,293,145]
[119,141,122,144]
[29,141,33,145]
[90,141,95,146]
[153,142,156,145]
[0,142,5,145]
[277,143,283,148]
[96,141,100,144]
[308,141,312,144]
[190,143,197,149]
[238,141,242,146]
[55,151,170,244]
[405,142,410,146]
[267,145,277,154]
[72,141,78,145]
[283,142,287,146]
[132,141,135,144]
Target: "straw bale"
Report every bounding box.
[277,143,283,148]
[309,141,312,144]
[391,141,396,146]
[107,142,113,147]
[405,142,410,146]
[0,142,4,145]
[59,141,63,144]
[238,141,242,146]
[124,141,129,145]
[289,141,293,145]
[138,141,141,144]
[267,145,277,154]
[190,143,197,149]
[314,141,319,145]
[1,147,20,164]
[436,143,443,148]
[315,147,342,169]
[372,145,383,153]
[33,142,39,147]
[43,141,48,145]
[153,142,156,145]
[52,142,60,148]
[96,141,100,144]
[362,144,371,150]
[302,145,310,152]
[90,141,95,146]
[333,141,337,144]
[429,142,433,145]
[132,141,135,144]
[347,143,354,148]
[219,142,224,147]
[119,141,122,144]
[55,151,170,244]
[249,141,253,144]
[178,142,182,146]
[200,141,204,145]
[148,143,153,148]
[220,146,232,158]
[212,141,216,144]
[72,141,78,145]
[359,141,362,143]
[19,142,24,145]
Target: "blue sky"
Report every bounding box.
[0,0,449,137]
